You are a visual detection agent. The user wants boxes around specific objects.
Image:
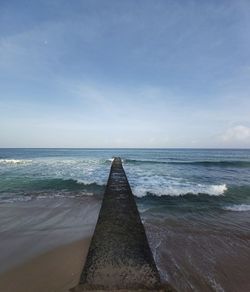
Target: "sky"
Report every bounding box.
[0,0,250,148]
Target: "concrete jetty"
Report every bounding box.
[72,157,173,291]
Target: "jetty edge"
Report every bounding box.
[71,157,173,291]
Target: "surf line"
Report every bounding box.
[71,157,174,291]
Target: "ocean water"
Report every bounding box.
[1,148,250,291]
[1,148,250,206]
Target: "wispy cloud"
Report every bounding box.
[221,125,250,144]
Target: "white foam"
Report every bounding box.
[206,184,227,196]
[223,204,250,212]
[0,196,32,203]
[107,158,125,163]
[0,159,32,165]
[133,183,227,197]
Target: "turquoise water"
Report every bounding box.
[1,148,250,291]
[1,148,250,211]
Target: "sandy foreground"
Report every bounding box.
[0,197,101,292]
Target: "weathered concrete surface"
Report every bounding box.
[72,158,173,291]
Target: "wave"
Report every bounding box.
[133,183,227,198]
[124,159,250,167]
[0,177,105,193]
[0,159,32,165]
[136,185,250,214]
[105,158,126,164]
[223,204,250,212]
[0,178,105,203]
[32,178,105,191]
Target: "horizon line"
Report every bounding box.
[0,147,250,150]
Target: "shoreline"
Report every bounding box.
[0,238,91,292]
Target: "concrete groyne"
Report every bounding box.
[72,157,173,291]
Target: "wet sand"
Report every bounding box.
[1,195,249,292]
[0,239,90,292]
[0,197,101,292]
[143,211,250,292]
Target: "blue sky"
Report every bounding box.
[0,0,250,147]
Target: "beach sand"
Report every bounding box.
[0,197,101,292]
[0,238,90,292]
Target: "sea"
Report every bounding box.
[0,148,250,292]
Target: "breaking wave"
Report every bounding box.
[133,183,227,198]
[29,178,105,191]
[223,204,250,212]
[0,177,105,193]
[0,178,105,203]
